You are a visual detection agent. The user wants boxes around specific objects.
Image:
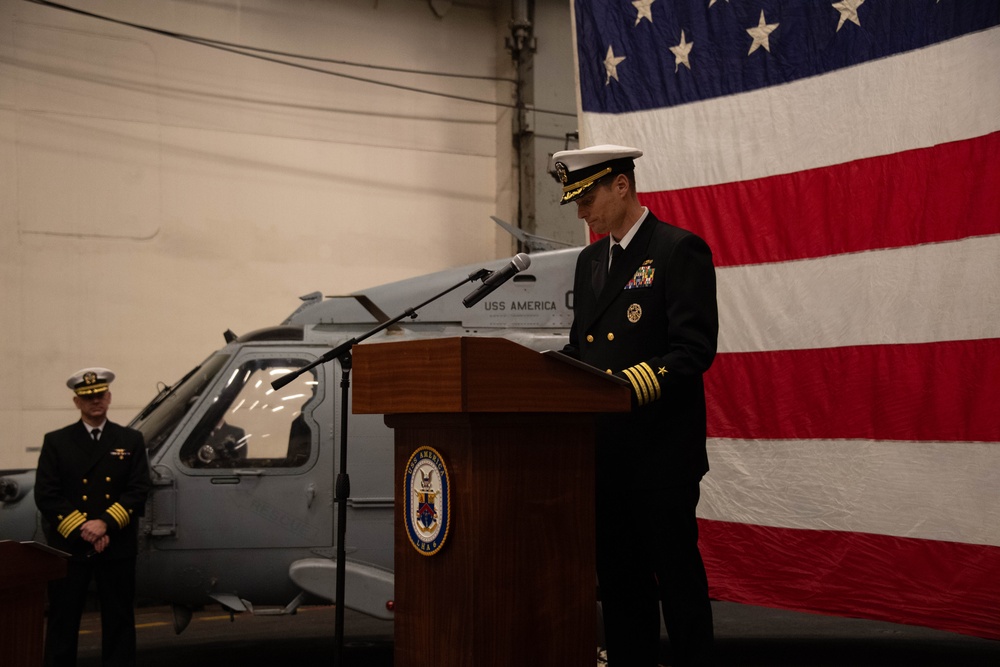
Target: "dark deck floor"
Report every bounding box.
[70,601,1000,666]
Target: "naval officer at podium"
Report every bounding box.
[553,144,719,667]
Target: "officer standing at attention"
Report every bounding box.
[34,368,151,666]
[553,145,719,666]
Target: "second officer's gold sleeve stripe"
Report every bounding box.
[57,510,86,538]
[107,502,130,529]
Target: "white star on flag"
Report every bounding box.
[633,0,655,26]
[747,10,779,55]
[833,0,865,32]
[604,45,626,84]
[670,30,694,72]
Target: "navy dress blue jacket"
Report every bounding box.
[35,420,151,561]
[563,212,719,488]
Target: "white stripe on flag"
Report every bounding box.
[701,437,1000,547]
[716,234,1000,353]
[582,27,1000,190]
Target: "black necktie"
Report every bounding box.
[609,243,622,270]
[91,428,101,441]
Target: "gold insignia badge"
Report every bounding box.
[627,303,642,323]
[555,162,569,184]
[83,371,97,385]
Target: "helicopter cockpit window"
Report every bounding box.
[179,358,317,469]
[130,354,232,456]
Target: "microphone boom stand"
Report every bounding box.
[270,268,490,667]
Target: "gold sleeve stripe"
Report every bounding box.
[57,510,87,538]
[107,502,130,529]
[623,363,661,406]
[622,367,651,405]
[637,362,662,402]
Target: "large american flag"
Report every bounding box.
[570,0,1000,639]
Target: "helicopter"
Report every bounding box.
[0,243,581,634]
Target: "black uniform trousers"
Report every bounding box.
[45,556,137,667]
[596,472,713,667]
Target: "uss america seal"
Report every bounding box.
[403,446,451,556]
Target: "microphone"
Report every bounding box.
[462,253,531,308]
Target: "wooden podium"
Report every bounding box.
[0,541,68,667]
[353,337,630,667]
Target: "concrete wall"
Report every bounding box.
[1,0,580,468]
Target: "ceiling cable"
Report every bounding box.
[25,0,575,117]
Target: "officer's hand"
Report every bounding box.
[81,519,108,543]
[93,535,110,553]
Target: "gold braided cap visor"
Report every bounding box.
[560,167,612,204]
[74,384,109,396]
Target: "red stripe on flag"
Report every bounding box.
[637,132,1000,268]
[706,338,1000,442]
[700,519,1000,640]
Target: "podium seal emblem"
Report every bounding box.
[404,446,451,556]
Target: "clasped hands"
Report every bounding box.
[80,518,110,553]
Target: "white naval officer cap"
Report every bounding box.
[551,144,643,204]
[67,367,115,396]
